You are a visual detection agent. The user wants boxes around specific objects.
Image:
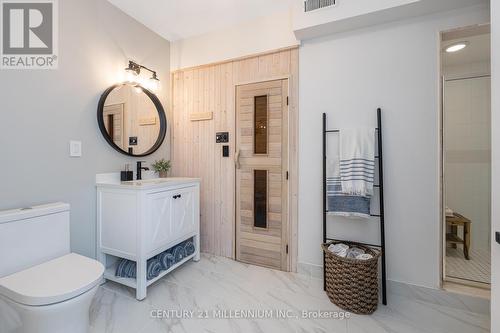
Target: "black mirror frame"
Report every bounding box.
[97,83,167,157]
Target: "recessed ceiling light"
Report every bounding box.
[445,42,468,53]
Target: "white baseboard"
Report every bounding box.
[297,262,490,315]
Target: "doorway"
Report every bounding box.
[235,79,289,271]
[441,25,491,288]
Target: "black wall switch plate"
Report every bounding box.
[216,132,229,143]
[222,145,229,157]
[129,136,138,145]
[496,231,500,245]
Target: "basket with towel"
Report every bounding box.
[322,240,381,315]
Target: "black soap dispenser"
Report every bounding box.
[121,164,133,181]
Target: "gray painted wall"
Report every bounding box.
[298,5,489,288]
[0,0,171,258]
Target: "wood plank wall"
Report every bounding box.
[171,48,299,268]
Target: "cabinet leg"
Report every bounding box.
[194,234,201,262]
[136,260,147,301]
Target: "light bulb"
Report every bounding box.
[445,42,468,53]
[125,68,138,83]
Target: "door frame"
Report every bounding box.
[441,74,492,289]
[439,24,492,288]
[233,75,298,272]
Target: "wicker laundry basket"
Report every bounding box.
[322,241,381,315]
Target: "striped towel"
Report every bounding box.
[327,177,371,218]
[340,128,376,196]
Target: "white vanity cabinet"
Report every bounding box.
[96,177,200,300]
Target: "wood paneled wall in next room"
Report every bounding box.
[170,47,299,269]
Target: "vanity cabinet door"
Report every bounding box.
[146,191,174,253]
[171,187,196,241]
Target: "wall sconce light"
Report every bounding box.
[124,60,160,93]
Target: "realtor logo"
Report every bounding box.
[1,0,58,69]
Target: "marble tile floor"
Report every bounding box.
[90,254,490,333]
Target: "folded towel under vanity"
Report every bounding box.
[340,128,376,197]
[184,240,196,256]
[125,260,136,278]
[146,258,162,280]
[115,238,196,281]
[158,251,175,270]
[115,259,136,279]
[172,245,187,263]
[115,258,162,280]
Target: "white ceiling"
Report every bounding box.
[442,33,490,67]
[107,0,294,41]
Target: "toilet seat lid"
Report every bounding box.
[0,253,104,306]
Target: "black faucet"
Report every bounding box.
[136,161,149,180]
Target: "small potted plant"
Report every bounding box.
[151,159,171,178]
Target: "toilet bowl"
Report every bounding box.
[0,203,104,333]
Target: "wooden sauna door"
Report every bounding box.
[235,79,288,270]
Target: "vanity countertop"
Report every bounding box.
[96,176,201,190]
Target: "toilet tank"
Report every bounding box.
[0,202,70,278]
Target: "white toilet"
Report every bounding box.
[0,203,104,333]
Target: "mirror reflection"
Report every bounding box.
[101,84,162,155]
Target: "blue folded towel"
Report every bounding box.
[173,245,187,263]
[327,177,371,219]
[126,261,136,278]
[184,240,195,256]
[115,259,127,277]
[158,251,175,270]
[147,258,162,280]
[115,258,162,280]
[115,259,136,279]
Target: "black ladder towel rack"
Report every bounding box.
[322,108,387,306]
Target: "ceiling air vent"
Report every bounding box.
[304,0,337,12]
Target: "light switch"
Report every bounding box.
[70,140,82,157]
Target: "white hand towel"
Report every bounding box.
[356,253,373,260]
[340,128,376,196]
[346,247,365,258]
[328,243,349,257]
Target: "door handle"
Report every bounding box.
[173,194,182,199]
[496,231,500,244]
[234,149,241,169]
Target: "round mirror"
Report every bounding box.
[97,84,167,157]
